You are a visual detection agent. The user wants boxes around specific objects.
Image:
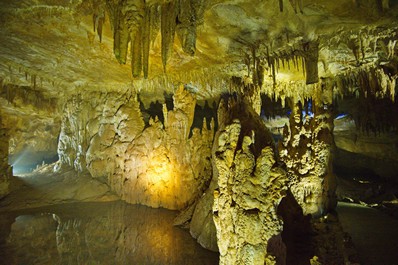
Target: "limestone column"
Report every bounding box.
[213,99,288,265]
[278,94,336,216]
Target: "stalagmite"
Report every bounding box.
[213,98,288,265]
[278,97,336,216]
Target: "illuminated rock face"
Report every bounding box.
[212,99,288,264]
[58,86,213,210]
[279,101,336,217]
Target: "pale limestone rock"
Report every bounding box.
[119,86,213,209]
[58,87,213,210]
[190,177,219,252]
[213,106,288,265]
[279,101,336,216]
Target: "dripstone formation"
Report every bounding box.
[0,0,398,264]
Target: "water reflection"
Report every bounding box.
[0,201,219,265]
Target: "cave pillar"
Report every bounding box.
[213,99,288,265]
[0,111,11,198]
[278,89,336,216]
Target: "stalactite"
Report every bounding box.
[109,0,145,65]
[302,40,319,84]
[149,4,160,45]
[93,5,105,42]
[289,0,303,13]
[113,7,130,64]
[105,0,118,32]
[131,27,142,78]
[161,0,178,72]
[142,6,151,79]
[31,74,37,90]
[271,61,276,86]
[177,0,196,56]
[99,0,205,77]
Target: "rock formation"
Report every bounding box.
[212,98,288,264]
[279,97,336,217]
[0,0,398,264]
[58,85,214,210]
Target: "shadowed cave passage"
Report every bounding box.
[9,151,59,175]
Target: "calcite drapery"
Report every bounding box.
[104,0,206,77]
[57,86,214,210]
[119,85,214,209]
[279,100,336,217]
[212,98,288,265]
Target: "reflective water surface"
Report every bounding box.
[0,201,219,265]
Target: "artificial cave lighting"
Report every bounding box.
[1,0,398,265]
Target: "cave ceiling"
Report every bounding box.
[0,0,397,112]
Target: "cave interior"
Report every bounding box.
[1,0,398,264]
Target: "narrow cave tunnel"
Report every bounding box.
[1,0,398,265]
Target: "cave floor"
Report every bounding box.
[0,201,219,265]
[337,202,398,265]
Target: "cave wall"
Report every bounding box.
[0,82,60,173]
[0,112,11,198]
[57,86,214,210]
[334,117,398,181]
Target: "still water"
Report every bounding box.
[0,201,219,265]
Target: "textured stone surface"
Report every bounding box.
[58,86,214,210]
[0,0,397,263]
[279,100,336,217]
[212,99,288,265]
[189,175,219,252]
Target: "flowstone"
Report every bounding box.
[58,86,214,210]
